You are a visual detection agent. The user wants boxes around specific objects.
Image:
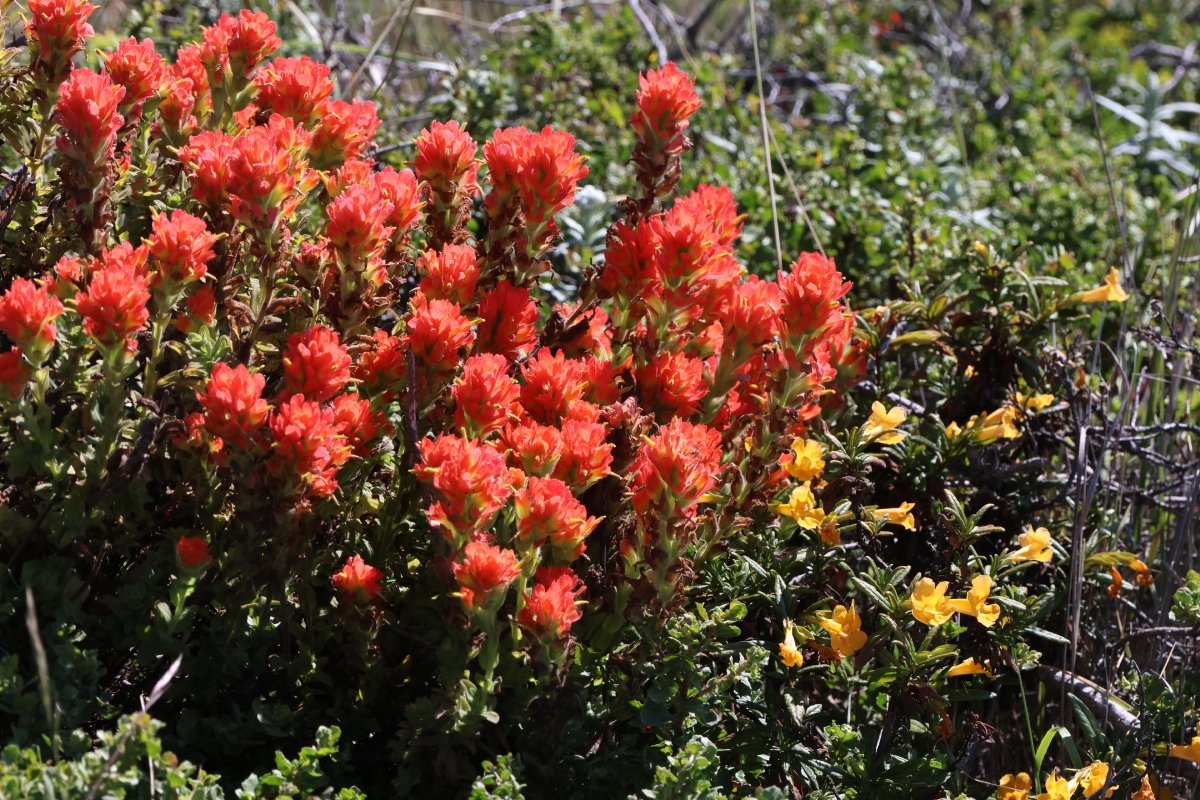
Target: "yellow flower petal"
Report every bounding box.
[1008,526,1053,563]
[910,578,954,626]
[779,619,803,668]
[783,437,825,481]
[946,657,992,678]
[998,772,1032,800]
[863,401,907,444]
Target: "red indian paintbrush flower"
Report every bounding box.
[673,184,743,248]
[175,535,213,569]
[0,350,30,401]
[332,555,383,602]
[721,275,782,357]
[268,394,351,500]
[500,421,563,477]
[553,418,613,490]
[75,244,151,351]
[326,183,395,264]
[373,166,424,250]
[514,476,600,562]
[475,280,539,361]
[415,434,514,538]
[101,38,167,123]
[630,417,722,519]
[197,363,271,449]
[26,0,96,83]
[483,126,588,236]
[281,326,351,403]
[417,245,480,305]
[453,541,520,612]
[406,293,475,372]
[778,252,853,354]
[56,68,125,168]
[310,99,380,169]
[324,158,374,197]
[519,349,588,425]
[354,330,407,396]
[413,120,480,196]
[0,278,64,360]
[634,351,707,418]
[453,354,520,438]
[518,566,584,643]
[329,394,381,456]
[632,63,702,154]
[596,219,661,305]
[146,209,219,289]
[175,284,217,333]
[253,56,333,125]
[199,10,280,77]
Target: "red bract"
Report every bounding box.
[332,555,383,602]
[657,202,741,298]
[146,209,219,289]
[26,0,96,83]
[452,541,520,612]
[0,350,29,401]
[197,363,271,449]
[778,252,853,349]
[415,434,514,537]
[630,418,722,519]
[75,245,151,350]
[635,351,707,418]
[553,418,613,490]
[722,276,782,356]
[417,245,480,305]
[413,120,480,196]
[201,10,279,75]
[253,56,333,125]
[175,536,213,569]
[55,68,125,167]
[581,356,623,405]
[354,330,407,396]
[324,158,374,197]
[101,38,167,122]
[453,354,520,437]
[632,63,702,153]
[518,566,584,643]
[311,100,380,169]
[175,130,233,207]
[329,394,381,455]
[406,293,475,372]
[282,326,351,403]
[158,50,205,138]
[176,284,217,333]
[673,184,743,248]
[0,277,64,357]
[373,167,424,249]
[268,394,350,500]
[500,421,563,477]
[514,476,599,561]
[326,183,395,263]
[519,350,587,425]
[597,220,660,305]
[484,126,588,232]
[475,280,539,361]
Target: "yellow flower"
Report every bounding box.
[947,656,992,678]
[997,771,1032,800]
[1169,724,1200,763]
[1037,770,1074,800]
[945,420,963,439]
[872,502,916,530]
[975,405,1021,442]
[863,401,907,445]
[818,516,841,546]
[911,578,955,626]
[817,602,868,658]
[1076,267,1129,304]
[770,484,827,530]
[1074,761,1114,798]
[948,575,1002,627]
[778,619,803,668]
[1008,526,1054,563]
[1017,392,1055,413]
[783,437,825,481]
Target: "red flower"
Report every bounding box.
[253,56,333,125]
[26,0,96,82]
[281,326,351,403]
[452,541,520,612]
[514,476,600,561]
[778,252,852,352]
[52,254,89,292]
[354,330,407,395]
[197,363,271,449]
[417,245,480,305]
[483,126,588,233]
[311,99,380,169]
[597,219,660,304]
[55,68,125,167]
[520,350,588,425]
[475,280,539,361]
[175,284,217,333]
[630,418,722,519]
[176,535,213,569]
[632,63,702,153]
[406,292,475,372]
[329,394,381,455]
[556,303,613,360]
[146,209,219,289]
[553,418,613,490]
[657,201,742,299]
[75,245,151,350]
[634,351,707,418]
[373,166,424,248]
[332,554,383,602]
[413,120,480,197]
[326,183,395,263]
[581,355,624,405]
[101,38,167,121]
[158,54,203,138]
[500,421,563,477]
[415,434,514,537]
[0,349,29,401]
[324,158,375,197]
[268,394,351,500]
[176,130,234,207]
[201,10,280,75]
[721,275,782,357]
[0,277,64,358]
[518,566,584,643]
[673,184,743,248]
[453,354,520,437]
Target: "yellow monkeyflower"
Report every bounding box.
[947,657,992,678]
[872,502,916,530]
[818,516,841,546]
[1169,723,1200,763]
[997,772,1033,800]
[863,401,907,445]
[1076,267,1130,304]
[770,484,827,530]
[948,575,1002,627]
[911,578,955,626]
[1008,526,1054,563]
[1037,770,1074,800]
[945,420,964,439]
[783,437,825,481]
[817,602,868,658]
[1017,392,1055,413]
[1074,761,1114,798]
[974,405,1021,442]
[778,619,803,668]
